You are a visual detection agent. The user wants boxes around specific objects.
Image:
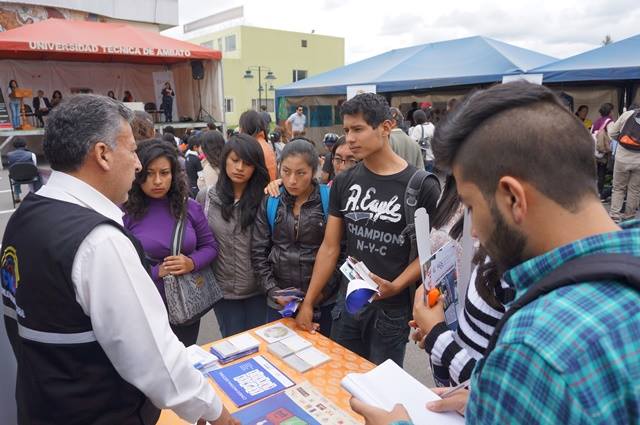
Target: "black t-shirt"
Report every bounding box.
[329,162,440,305]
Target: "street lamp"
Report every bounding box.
[243,66,277,112]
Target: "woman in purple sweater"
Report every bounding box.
[123,139,218,346]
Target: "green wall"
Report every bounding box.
[189,25,344,126]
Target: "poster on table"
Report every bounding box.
[152,71,178,121]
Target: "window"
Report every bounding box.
[217,38,223,51]
[292,69,308,82]
[224,98,234,113]
[225,34,236,52]
[251,99,275,113]
[200,40,214,49]
[301,39,308,48]
[309,105,333,127]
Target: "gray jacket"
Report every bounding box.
[390,128,424,168]
[199,188,262,300]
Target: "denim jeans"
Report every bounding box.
[9,100,21,128]
[330,298,410,366]
[213,295,267,338]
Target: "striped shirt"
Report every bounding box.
[467,220,640,424]
[424,263,513,385]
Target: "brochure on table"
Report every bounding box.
[210,333,260,363]
[341,359,465,424]
[233,381,359,425]
[209,355,294,407]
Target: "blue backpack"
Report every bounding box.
[266,184,330,233]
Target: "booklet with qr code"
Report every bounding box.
[209,355,294,407]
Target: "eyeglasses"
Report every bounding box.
[332,157,358,167]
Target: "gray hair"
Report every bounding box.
[390,107,404,123]
[43,94,133,172]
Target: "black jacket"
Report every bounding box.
[32,96,51,112]
[251,183,339,308]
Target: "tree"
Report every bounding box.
[602,35,613,45]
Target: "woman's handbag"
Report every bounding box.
[163,211,222,325]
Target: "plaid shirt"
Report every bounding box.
[466,220,640,424]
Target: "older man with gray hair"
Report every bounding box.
[1,95,237,425]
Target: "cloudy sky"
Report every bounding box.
[167,0,640,63]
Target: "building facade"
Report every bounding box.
[0,1,178,32]
[187,25,344,127]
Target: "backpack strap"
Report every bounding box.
[402,169,439,262]
[484,253,640,357]
[318,183,330,219]
[266,196,280,234]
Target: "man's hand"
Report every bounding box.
[412,285,445,336]
[349,398,412,425]
[263,179,283,197]
[197,406,241,425]
[369,273,402,300]
[295,302,320,333]
[427,387,469,416]
[162,254,195,276]
[409,320,428,349]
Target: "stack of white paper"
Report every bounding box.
[341,359,465,424]
[267,333,312,359]
[210,333,260,363]
[283,346,332,373]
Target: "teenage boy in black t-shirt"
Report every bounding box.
[296,93,440,365]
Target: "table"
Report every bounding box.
[157,318,374,424]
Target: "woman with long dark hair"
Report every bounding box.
[197,130,225,192]
[123,139,218,346]
[201,134,270,337]
[50,90,63,108]
[161,82,175,122]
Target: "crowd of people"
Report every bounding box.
[2,83,640,425]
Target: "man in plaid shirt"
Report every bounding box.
[350,82,640,424]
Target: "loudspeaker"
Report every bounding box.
[191,60,204,80]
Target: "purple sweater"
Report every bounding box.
[123,197,218,299]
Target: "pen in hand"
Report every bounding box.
[439,379,470,399]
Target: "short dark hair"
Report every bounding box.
[598,103,614,117]
[390,107,404,123]
[131,111,155,142]
[340,93,391,129]
[413,109,428,125]
[239,109,267,138]
[161,132,176,144]
[432,81,597,211]
[163,125,175,135]
[187,133,201,150]
[12,136,27,149]
[206,121,216,130]
[260,105,267,111]
[43,94,133,172]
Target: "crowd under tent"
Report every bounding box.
[275,36,556,142]
[0,18,224,158]
[530,34,640,120]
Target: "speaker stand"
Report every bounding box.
[195,79,213,123]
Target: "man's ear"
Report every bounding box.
[380,119,392,137]
[92,142,111,172]
[496,176,527,225]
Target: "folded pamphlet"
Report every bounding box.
[185,344,220,374]
[283,346,332,373]
[341,256,379,314]
[267,333,313,359]
[210,333,261,363]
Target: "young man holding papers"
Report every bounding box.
[295,93,440,366]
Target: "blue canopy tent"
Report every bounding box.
[531,34,640,83]
[275,36,555,140]
[530,34,640,111]
[277,36,555,97]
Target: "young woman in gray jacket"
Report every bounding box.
[199,134,270,337]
